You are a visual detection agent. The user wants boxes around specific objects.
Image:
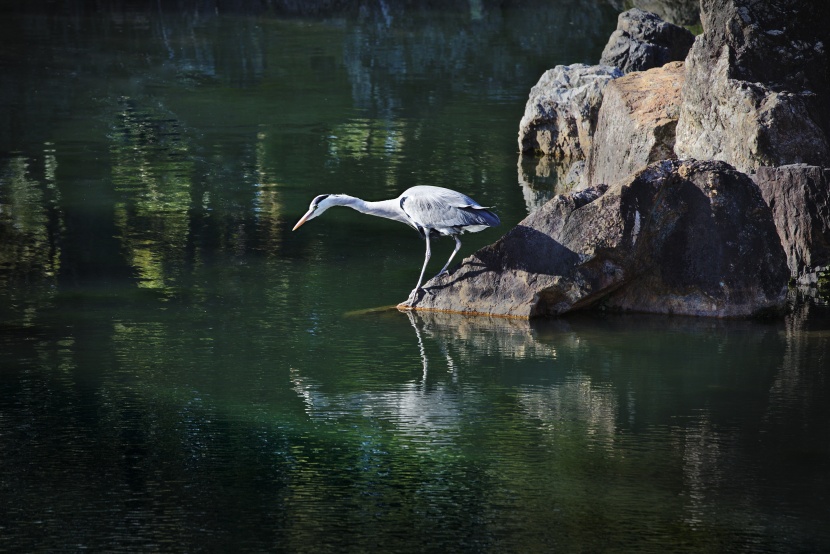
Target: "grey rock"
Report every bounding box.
[585,60,684,187]
[517,64,622,162]
[600,8,695,74]
[675,0,830,173]
[752,165,830,286]
[401,159,788,318]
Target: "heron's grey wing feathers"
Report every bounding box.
[400,187,500,230]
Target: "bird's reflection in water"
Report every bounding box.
[405,310,456,381]
[289,308,577,443]
[290,364,465,443]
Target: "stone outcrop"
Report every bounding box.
[498,0,829,318]
[517,64,622,162]
[675,0,830,173]
[517,9,694,197]
[752,165,830,286]
[402,160,789,318]
[600,8,695,74]
[585,60,684,188]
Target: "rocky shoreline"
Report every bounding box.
[403,0,830,318]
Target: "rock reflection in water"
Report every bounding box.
[517,154,585,213]
[326,308,827,549]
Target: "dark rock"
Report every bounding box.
[600,8,695,74]
[605,0,701,26]
[600,161,789,315]
[752,165,830,286]
[401,159,789,318]
[585,60,684,187]
[675,0,830,173]
[518,64,622,161]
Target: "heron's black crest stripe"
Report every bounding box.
[312,194,331,207]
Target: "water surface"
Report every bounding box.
[1,3,829,552]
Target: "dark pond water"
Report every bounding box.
[2,2,830,552]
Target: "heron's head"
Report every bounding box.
[292,194,336,231]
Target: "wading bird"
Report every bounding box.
[292,185,500,301]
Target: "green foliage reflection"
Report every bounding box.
[0,153,62,325]
[110,99,192,293]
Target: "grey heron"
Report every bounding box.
[292,185,500,300]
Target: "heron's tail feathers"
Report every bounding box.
[460,205,501,227]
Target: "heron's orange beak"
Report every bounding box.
[292,210,313,231]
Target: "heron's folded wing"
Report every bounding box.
[400,192,499,229]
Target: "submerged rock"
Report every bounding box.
[753,165,830,286]
[585,60,684,188]
[517,64,622,162]
[600,8,695,74]
[674,0,830,173]
[401,159,788,318]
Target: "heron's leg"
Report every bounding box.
[436,236,462,276]
[410,233,432,297]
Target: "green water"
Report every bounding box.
[2,3,829,552]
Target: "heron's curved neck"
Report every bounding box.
[331,195,409,225]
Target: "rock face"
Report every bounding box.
[402,159,789,318]
[675,0,830,173]
[752,165,830,286]
[600,8,695,74]
[517,64,622,161]
[585,60,684,188]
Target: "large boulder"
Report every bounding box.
[585,60,684,188]
[599,8,695,74]
[518,64,622,162]
[401,159,789,318]
[752,165,830,286]
[674,0,830,173]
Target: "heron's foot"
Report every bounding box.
[405,287,423,305]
